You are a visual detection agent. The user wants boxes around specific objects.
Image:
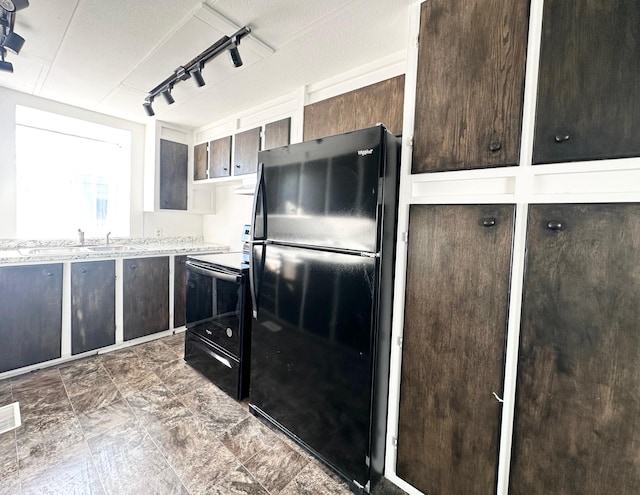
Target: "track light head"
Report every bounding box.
[3,31,24,54]
[228,45,243,68]
[161,88,175,105]
[143,100,155,117]
[191,67,205,87]
[0,47,11,72]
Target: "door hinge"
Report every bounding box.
[415,35,419,48]
[392,436,398,448]
[401,231,408,243]
[397,336,403,347]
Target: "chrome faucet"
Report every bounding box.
[106,232,111,246]
[78,228,85,246]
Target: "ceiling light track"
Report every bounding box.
[142,26,250,117]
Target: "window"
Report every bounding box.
[15,106,131,239]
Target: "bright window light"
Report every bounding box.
[15,106,131,239]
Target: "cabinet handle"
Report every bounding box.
[223,167,227,171]
[547,220,564,231]
[482,218,496,227]
[80,268,87,273]
[235,164,241,168]
[554,133,570,143]
[44,271,53,277]
[489,142,502,152]
[130,264,137,269]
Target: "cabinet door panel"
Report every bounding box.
[397,205,514,494]
[71,261,116,354]
[0,264,62,372]
[264,118,291,150]
[412,0,529,172]
[123,257,169,341]
[173,255,187,328]
[533,1,640,164]
[234,127,261,176]
[194,142,208,180]
[510,204,640,495]
[209,136,232,178]
[159,139,188,210]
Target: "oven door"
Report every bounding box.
[185,260,242,357]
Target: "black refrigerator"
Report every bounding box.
[249,125,399,493]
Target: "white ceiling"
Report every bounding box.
[0,0,411,129]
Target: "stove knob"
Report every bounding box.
[226,328,233,337]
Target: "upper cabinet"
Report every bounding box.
[412,0,530,173]
[209,136,233,179]
[303,76,404,141]
[159,139,188,210]
[264,118,291,150]
[194,142,208,181]
[533,1,640,164]
[234,127,261,176]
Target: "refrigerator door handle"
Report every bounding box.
[249,243,264,319]
[251,162,267,241]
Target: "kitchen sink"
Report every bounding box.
[19,246,85,255]
[85,245,141,252]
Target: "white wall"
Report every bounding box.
[202,184,253,251]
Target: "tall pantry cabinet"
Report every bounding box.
[390,1,640,495]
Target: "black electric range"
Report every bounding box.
[184,252,251,399]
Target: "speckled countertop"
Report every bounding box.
[0,236,229,264]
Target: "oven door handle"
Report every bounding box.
[185,260,241,283]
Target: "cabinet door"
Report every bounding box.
[123,256,169,341]
[159,139,188,210]
[194,142,208,181]
[264,118,291,150]
[303,76,405,141]
[209,136,232,178]
[173,255,187,328]
[71,261,116,355]
[533,2,640,164]
[397,205,514,494]
[510,204,640,495]
[0,264,62,373]
[233,127,261,176]
[412,0,530,172]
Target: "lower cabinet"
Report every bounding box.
[510,203,640,494]
[397,204,515,494]
[0,264,63,373]
[173,255,187,328]
[71,260,116,355]
[123,256,169,341]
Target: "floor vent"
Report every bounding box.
[0,402,21,435]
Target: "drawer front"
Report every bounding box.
[188,316,240,358]
[185,331,243,399]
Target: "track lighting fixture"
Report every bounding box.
[0,0,27,71]
[192,66,205,87]
[143,99,155,117]
[228,43,243,68]
[162,87,175,105]
[142,26,250,116]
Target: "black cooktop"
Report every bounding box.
[187,252,248,272]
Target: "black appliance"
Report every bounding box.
[184,252,251,399]
[249,125,399,493]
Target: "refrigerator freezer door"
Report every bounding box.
[250,243,377,485]
[257,126,387,253]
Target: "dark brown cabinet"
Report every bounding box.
[397,204,514,494]
[534,2,640,164]
[264,118,291,150]
[173,255,187,328]
[510,203,640,495]
[233,127,261,176]
[194,142,208,181]
[412,0,529,173]
[0,264,63,373]
[123,256,169,341]
[159,139,188,210]
[303,75,404,141]
[209,136,232,178]
[71,261,116,355]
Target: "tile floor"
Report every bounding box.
[0,332,383,495]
